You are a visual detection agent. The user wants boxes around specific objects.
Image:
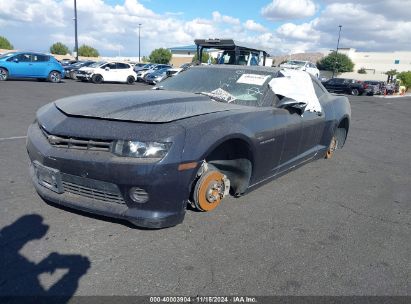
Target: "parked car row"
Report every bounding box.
[135,63,191,84]
[0,51,186,86]
[64,61,96,79]
[321,78,389,96]
[136,64,172,82]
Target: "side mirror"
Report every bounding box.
[13,58,19,63]
[105,67,110,71]
[278,98,307,116]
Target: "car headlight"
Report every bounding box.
[113,140,171,159]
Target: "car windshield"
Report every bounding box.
[72,61,85,67]
[287,61,306,67]
[152,68,168,76]
[89,61,107,68]
[158,67,275,107]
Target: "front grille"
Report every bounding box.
[61,173,125,205]
[41,127,112,152]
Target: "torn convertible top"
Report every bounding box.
[269,69,322,113]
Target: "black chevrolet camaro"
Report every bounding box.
[27,65,351,228]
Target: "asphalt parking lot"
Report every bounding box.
[0,79,410,297]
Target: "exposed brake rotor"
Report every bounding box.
[193,170,230,212]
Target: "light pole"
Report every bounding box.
[332,25,342,78]
[74,0,79,60]
[138,23,142,62]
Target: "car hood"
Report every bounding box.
[54,90,245,123]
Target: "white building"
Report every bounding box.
[337,48,411,81]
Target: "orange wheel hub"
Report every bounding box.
[194,170,226,212]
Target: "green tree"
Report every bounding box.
[148,48,172,64]
[396,71,411,91]
[78,44,99,57]
[317,51,354,74]
[0,36,14,50]
[192,52,215,64]
[385,69,397,77]
[385,69,397,83]
[50,42,70,55]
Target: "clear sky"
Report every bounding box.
[0,0,409,57]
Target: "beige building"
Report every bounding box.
[337,48,411,81]
[168,45,197,67]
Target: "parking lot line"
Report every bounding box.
[0,136,27,142]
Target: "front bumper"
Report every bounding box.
[76,73,92,81]
[27,123,193,228]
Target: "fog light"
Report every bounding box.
[129,187,149,204]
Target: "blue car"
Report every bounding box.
[0,52,64,83]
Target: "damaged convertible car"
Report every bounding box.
[27,65,351,228]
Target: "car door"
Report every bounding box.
[325,78,344,92]
[116,63,131,81]
[31,54,50,77]
[323,78,335,92]
[101,62,117,81]
[248,89,303,182]
[275,110,304,172]
[251,108,302,182]
[7,53,32,77]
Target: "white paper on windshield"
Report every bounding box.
[237,74,270,86]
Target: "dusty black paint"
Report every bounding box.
[26,66,351,228]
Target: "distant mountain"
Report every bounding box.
[271,52,325,66]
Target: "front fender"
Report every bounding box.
[180,111,257,163]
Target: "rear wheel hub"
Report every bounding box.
[325,136,337,159]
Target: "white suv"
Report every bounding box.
[279,60,320,78]
[76,61,137,84]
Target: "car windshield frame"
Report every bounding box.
[0,52,16,60]
[287,60,306,67]
[89,61,107,68]
[157,66,277,107]
[151,68,169,76]
[71,61,86,67]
